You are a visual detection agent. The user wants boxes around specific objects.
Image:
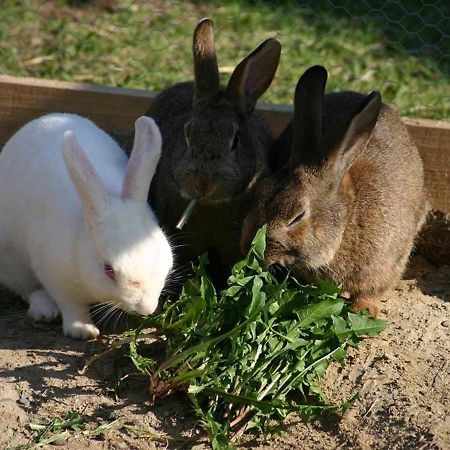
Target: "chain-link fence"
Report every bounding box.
[0,0,448,119]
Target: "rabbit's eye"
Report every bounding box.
[231,132,240,151]
[286,210,306,229]
[104,263,116,282]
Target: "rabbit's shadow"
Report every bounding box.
[0,294,207,448]
[404,254,450,302]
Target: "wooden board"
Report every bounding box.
[404,118,450,214]
[1,75,449,212]
[0,75,154,143]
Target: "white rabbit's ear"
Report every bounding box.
[121,116,162,202]
[63,131,108,217]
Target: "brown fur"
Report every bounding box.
[241,66,428,314]
[147,19,281,278]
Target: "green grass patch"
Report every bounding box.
[12,411,122,450]
[97,226,387,449]
[0,0,448,119]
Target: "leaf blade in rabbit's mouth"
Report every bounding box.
[176,196,200,230]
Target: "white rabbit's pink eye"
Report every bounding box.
[287,210,306,229]
[104,263,116,281]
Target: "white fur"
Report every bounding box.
[0,113,173,339]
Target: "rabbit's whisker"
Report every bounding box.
[95,302,121,328]
[113,308,126,332]
[90,302,115,320]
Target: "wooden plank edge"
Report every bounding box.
[0,74,157,100]
[1,74,449,133]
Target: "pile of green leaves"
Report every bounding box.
[125,226,386,448]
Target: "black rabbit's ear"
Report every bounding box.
[330,91,381,178]
[226,38,281,117]
[289,65,328,165]
[193,18,220,104]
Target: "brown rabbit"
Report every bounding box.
[240,65,428,315]
[147,19,281,280]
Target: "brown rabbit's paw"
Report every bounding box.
[350,296,381,317]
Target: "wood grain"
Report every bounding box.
[1,75,449,212]
[0,75,155,145]
[404,118,450,212]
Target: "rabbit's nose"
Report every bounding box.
[197,179,207,193]
[195,176,213,195]
[188,180,204,197]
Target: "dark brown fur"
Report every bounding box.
[148,19,281,278]
[241,66,428,314]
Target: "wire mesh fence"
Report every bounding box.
[0,0,448,119]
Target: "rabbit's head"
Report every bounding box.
[63,117,173,315]
[241,66,381,271]
[173,18,281,203]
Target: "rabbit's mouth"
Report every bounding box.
[264,244,309,271]
[266,254,296,268]
[176,167,243,203]
[202,191,233,203]
[263,243,295,267]
[179,183,234,204]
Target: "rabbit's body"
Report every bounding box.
[147,20,281,277]
[0,114,173,338]
[241,67,427,315]
[305,99,426,297]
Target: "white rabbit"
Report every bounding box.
[0,113,173,339]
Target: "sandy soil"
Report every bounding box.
[1,255,449,450]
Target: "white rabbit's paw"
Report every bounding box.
[27,290,60,322]
[63,321,100,340]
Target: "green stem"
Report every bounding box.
[275,342,347,398]
[176,197,200,230]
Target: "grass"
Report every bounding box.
[0,0,448,119]
[10,411,122,450]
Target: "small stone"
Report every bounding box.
[441,320,449,328]
[18,397,30,407]
[108,411,120,421]
[51,439,66,446]
[95,432,107,441]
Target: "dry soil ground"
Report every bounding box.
[1,255,449,450]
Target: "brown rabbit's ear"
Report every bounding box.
[193,18,220,105]
[289,65,328,166]
[330,91,382,178]
[225,38,281,117]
